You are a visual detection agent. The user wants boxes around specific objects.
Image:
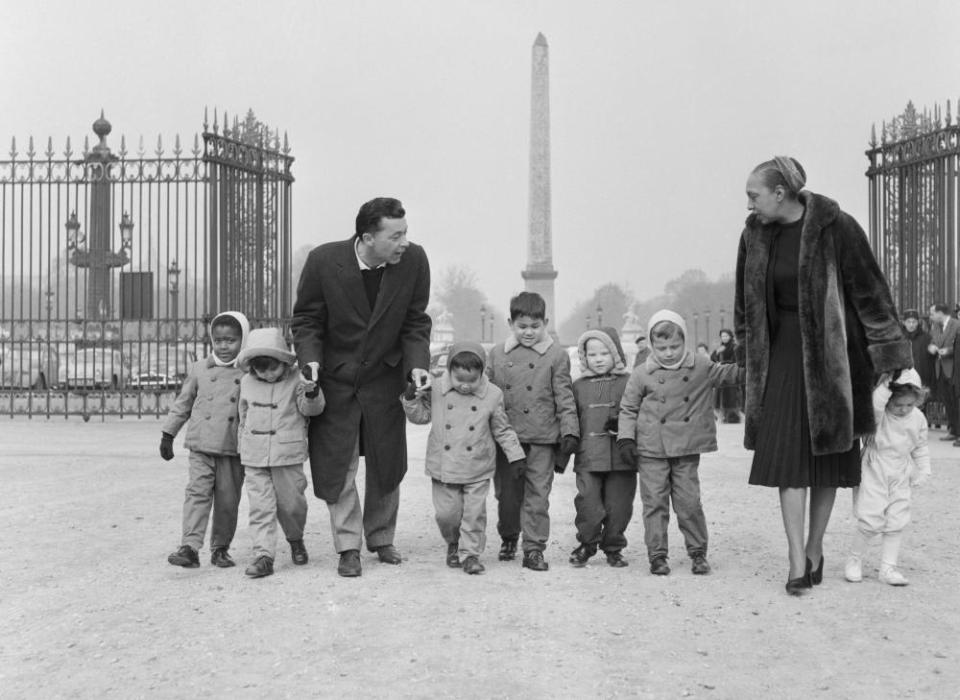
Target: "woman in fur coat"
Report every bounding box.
[735,156,912,595]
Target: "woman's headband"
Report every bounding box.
[772,156,806,194]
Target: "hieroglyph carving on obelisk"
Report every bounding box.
[522,32,559,327]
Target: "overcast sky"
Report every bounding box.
[2,0,958,323]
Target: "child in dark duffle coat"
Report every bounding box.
[617,309,743,577]
[162,311,250,570]
[487,291,580,572]
[236,328,325,579]
[563,327,637,568]
[402,341,526,574]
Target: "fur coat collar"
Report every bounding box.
[735,191,912,455]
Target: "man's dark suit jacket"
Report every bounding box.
[291,239,431,502]
[929,316,959,380]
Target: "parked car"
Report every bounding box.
[131,344,196,390]
[0,342,59,389]
[56,347,131,390]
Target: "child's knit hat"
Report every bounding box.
[447,340,487,370]
[647,309,688,341]
[209,311,250,367]
[577,326,629,377]
[236,328,296,371]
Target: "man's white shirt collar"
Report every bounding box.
[355,239,386,270]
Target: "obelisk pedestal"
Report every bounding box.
[522,32,559,331]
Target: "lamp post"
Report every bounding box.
[168,260,181,324]
[65,114,136,321]
[585,313,592,330]
[480,304,487,342]
[596,304,603,327]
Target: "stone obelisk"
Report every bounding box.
[521,32,558,330]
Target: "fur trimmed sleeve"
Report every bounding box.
[734,230,747,362]
[835,212,913,373]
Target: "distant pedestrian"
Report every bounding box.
[710,329,741,423]
[236,328,325,579]
[402,341,525,575]
[162,311,250,570]
[565,327,636,568]
[927,303,958,439]
[845,369,930,586]
[633,333,650,368]
[487,291,579,571]
[617,310,743,577]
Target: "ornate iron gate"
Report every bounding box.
[866,100,959,311]
[0,110,293,419]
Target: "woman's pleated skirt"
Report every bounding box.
[749,310,860,488]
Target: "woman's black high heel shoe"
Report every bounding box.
[786,559,813,595]
[807,556,824,585]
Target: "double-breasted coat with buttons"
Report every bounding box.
[486,336,579,444]
[162,356,245,456]
[402,373,525,483]
[238,366,326,468]
[291,239,432,502]
[618,353,743,458]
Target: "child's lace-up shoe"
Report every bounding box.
[522,550,549,571]
[691,554,711,575]
[498,539,518,561]
[446,543,461,568]
[245,555,274,578]
[210,547,235,568]
[879,564,908,586]
[569,544,596,567]
[462,556,485,575]
[167,545,200,568]
[650,556,670,576]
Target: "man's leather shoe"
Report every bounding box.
[446,542,461,568]
[691,554,711,575]
[375,545,402,565]
[167,545,200,568]
[210,547,235,568]
[245,555,274,578]
[338,549,362,577]
[569,544,596,567]
[290,539,308,565]
[522,550,549,571]
[498,539,518,561]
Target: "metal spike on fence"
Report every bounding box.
[881,120,887,144]
[283,131,290,155]
[83,135,90,157]
[45,136,54,159]
[64,136,72,159]
[192,133,201,157]
[947,99,953,126]
[9,136,16,159]
[203,106,209,132]
[174,133,182,156]
[869,123,877,148]
[156,134,163,157]
[213,107,219,135]
[137,135,145,158]
[27,135,35,159]
[119,134,127,158]
[223,110,229,137]
[274,132,280,152]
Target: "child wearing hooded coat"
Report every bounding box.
[845,368,931,586]
[402,341,526,574]
[236,328,325,578]
[617,309,744,576]
[162,311,250,569]
[565,327,637,568]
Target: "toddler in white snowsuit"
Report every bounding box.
[846,368,931,586]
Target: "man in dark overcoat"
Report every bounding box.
[927,303,959,440]
[292,197,431,577]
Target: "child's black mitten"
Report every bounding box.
[559,434,579,458]
[616,439,638,468]
[403,381,418,401]
[160,432,175,461]
[603,416,619,434]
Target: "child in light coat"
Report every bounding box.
[403,341,526,574]
[237,328,325,579]
[846,368,930,586]
[617,309,743,577]
[162,311,249,570]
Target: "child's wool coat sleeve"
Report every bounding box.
[551,348,580,438]
[617,368,647,442]
[400,391,432,425]
[910,415,931,483]
[706,361,745,388]
[161,362,200,436]
[490,399,525,463]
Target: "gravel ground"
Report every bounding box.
[1,418,958,699]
